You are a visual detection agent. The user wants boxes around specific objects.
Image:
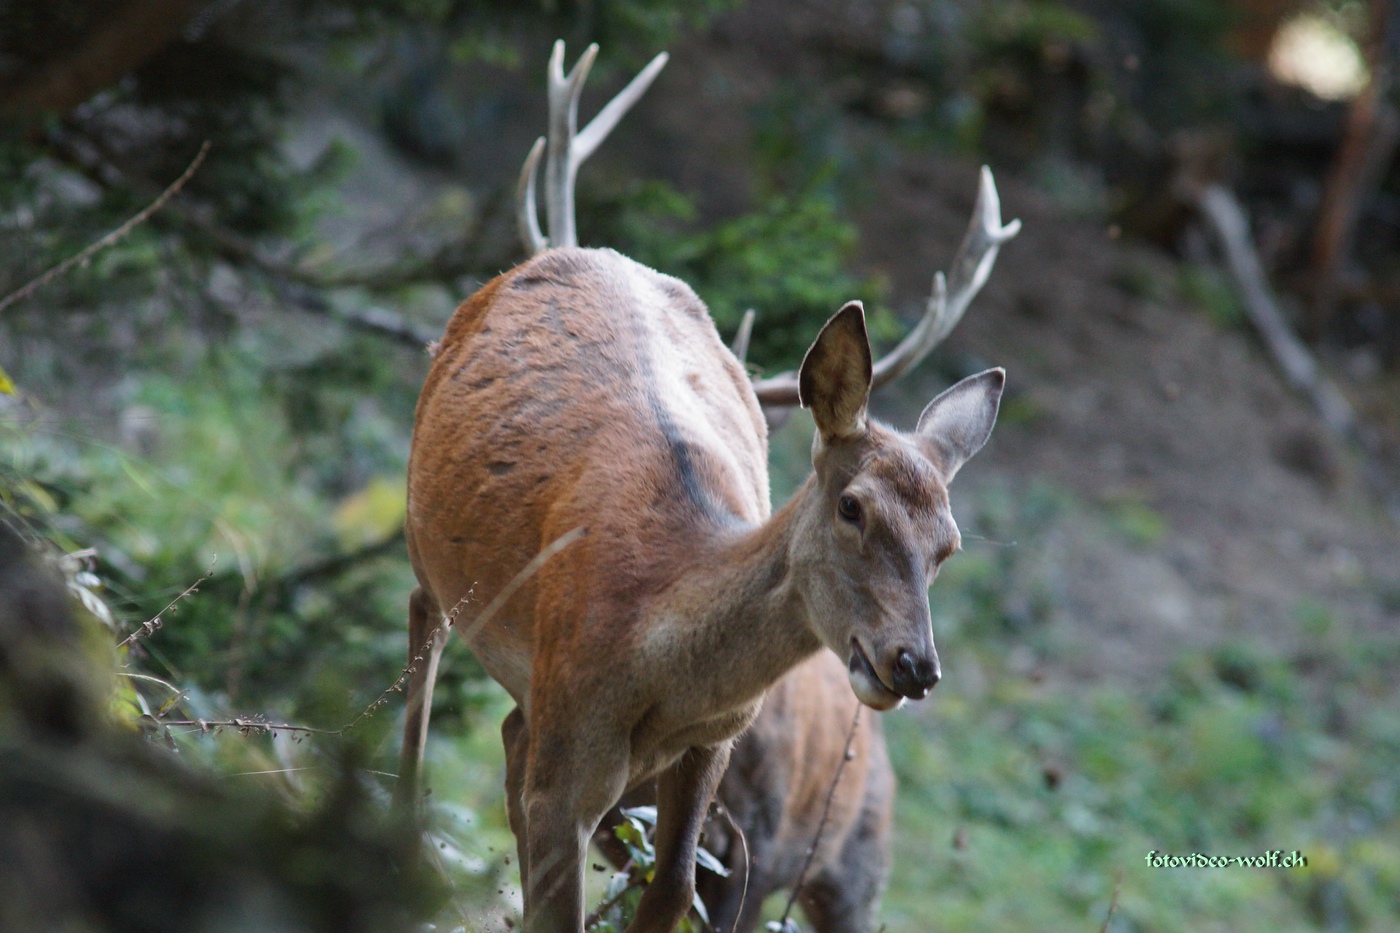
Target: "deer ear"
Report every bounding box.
[916,368,1005,481]
[799,302,873,441]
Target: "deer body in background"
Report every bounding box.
[397,41,1019,933]
[599,650,894,933]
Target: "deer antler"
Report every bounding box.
[751,166,1021,408]
[517,41,669,255]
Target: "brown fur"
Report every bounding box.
[600,651,894,933]
[399,246,1002,933]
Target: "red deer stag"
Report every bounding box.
[397,41,1019,933]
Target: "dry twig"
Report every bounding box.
[0,141,210,315]
[776,704,862,930]
[1099,869,1123,933]
[118,558,216,649]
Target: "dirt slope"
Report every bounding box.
[638,0,1400,681]
[859,156,1398,677]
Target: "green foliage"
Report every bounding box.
[970,0,1101,58]
[597,176,889,371]
[590,806,721,932]
[1104,496,1169,547]
[1180,262,1246,327]
[879,631,1400,931]
[0,356,419,722]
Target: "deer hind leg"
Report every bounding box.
[627,742,733,933]
[394,585,447,815]
[798,789,892,933]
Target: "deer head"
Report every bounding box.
[788,302,1004,710]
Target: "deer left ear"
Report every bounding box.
[916,368,1005,481]
[799,301,873,441]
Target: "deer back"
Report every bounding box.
[406,247,768,707]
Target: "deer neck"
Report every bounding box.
[648,475,826,707]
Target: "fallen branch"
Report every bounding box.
[1195,183,1400,521]
[0,141,210,315]
[1194,184,1359,441]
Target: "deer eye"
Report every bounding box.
[837,494,862,524]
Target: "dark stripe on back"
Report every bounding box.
[643,388,741,528]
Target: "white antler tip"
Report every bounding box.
[977,169,1001,223]
[549,40,566,79]
[975,166,1021,242]
[572,44,600,86]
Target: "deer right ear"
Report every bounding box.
[915,368,1005,481]
[799,301,873,441]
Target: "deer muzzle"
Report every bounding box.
[846,637,906,711]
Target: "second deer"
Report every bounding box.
[397,41,1019,933]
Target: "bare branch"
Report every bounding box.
[751,166,1019,409]
[40,130,464,347]
[0,141,210,315]
[1195,185,1359,440]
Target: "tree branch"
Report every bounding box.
[1,0,199,120]
[0,141,210,315]
[42,131,445,348]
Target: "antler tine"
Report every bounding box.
[751,165,1020,409]
[574,50,669,165]
[923,165,1021,347]
[541,40,669,250]
[544,41,597,250]
[517,136,547,255]
[731,308,756,364]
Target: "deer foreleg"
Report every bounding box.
[628,742,733,933]
[521,724,629,933]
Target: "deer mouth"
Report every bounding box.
[847,638,905,711]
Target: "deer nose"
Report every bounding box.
[891,649,941,699]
